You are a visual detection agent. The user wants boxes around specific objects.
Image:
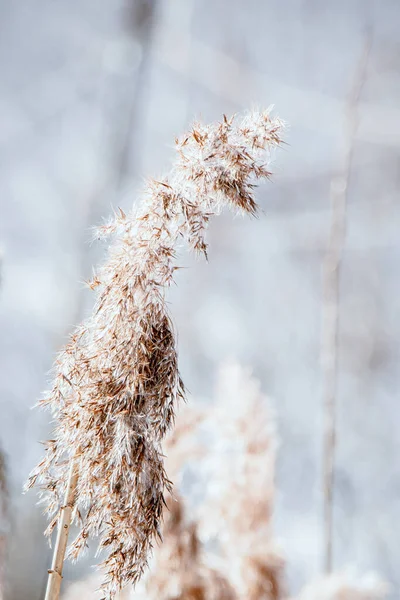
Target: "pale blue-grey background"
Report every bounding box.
[0,1,399,598]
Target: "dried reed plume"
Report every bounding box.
[63,495,236,600]
[26,110,284,598]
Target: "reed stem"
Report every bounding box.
[321,31,371,574]
[45,462,78,600]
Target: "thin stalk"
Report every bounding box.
[322,177,345,573]
[321,32,372,573]
[45,462,78,600]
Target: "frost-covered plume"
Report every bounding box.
[25,111,284,598]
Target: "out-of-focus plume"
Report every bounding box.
[198,362,285,599]
[162,361,285,600]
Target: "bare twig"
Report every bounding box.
[0,449,7,600]
[0,256,8,600]
[321,32,372,573]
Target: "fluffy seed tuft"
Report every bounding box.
[26,110,284,598]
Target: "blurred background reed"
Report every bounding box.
[0,1,400,599]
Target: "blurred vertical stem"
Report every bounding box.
[322,32,372,573]
[0,258,8,600]
[44,462,78,600]
[0,450,7,600]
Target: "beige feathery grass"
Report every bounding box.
[62,361,281,600]
[26,110,284,599]
[220,367,285,600]
[158,361,285,600]
[321,33,372,574]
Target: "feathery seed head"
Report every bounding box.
[26,110,284,598]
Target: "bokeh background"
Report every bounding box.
[1,0,400,598]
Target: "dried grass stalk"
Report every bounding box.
[26,111,284,599]
[45,463,79,600]
[62,495,236,600]
[0,449,8,600]
[321,34,371,573]
[0,260,6,600]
